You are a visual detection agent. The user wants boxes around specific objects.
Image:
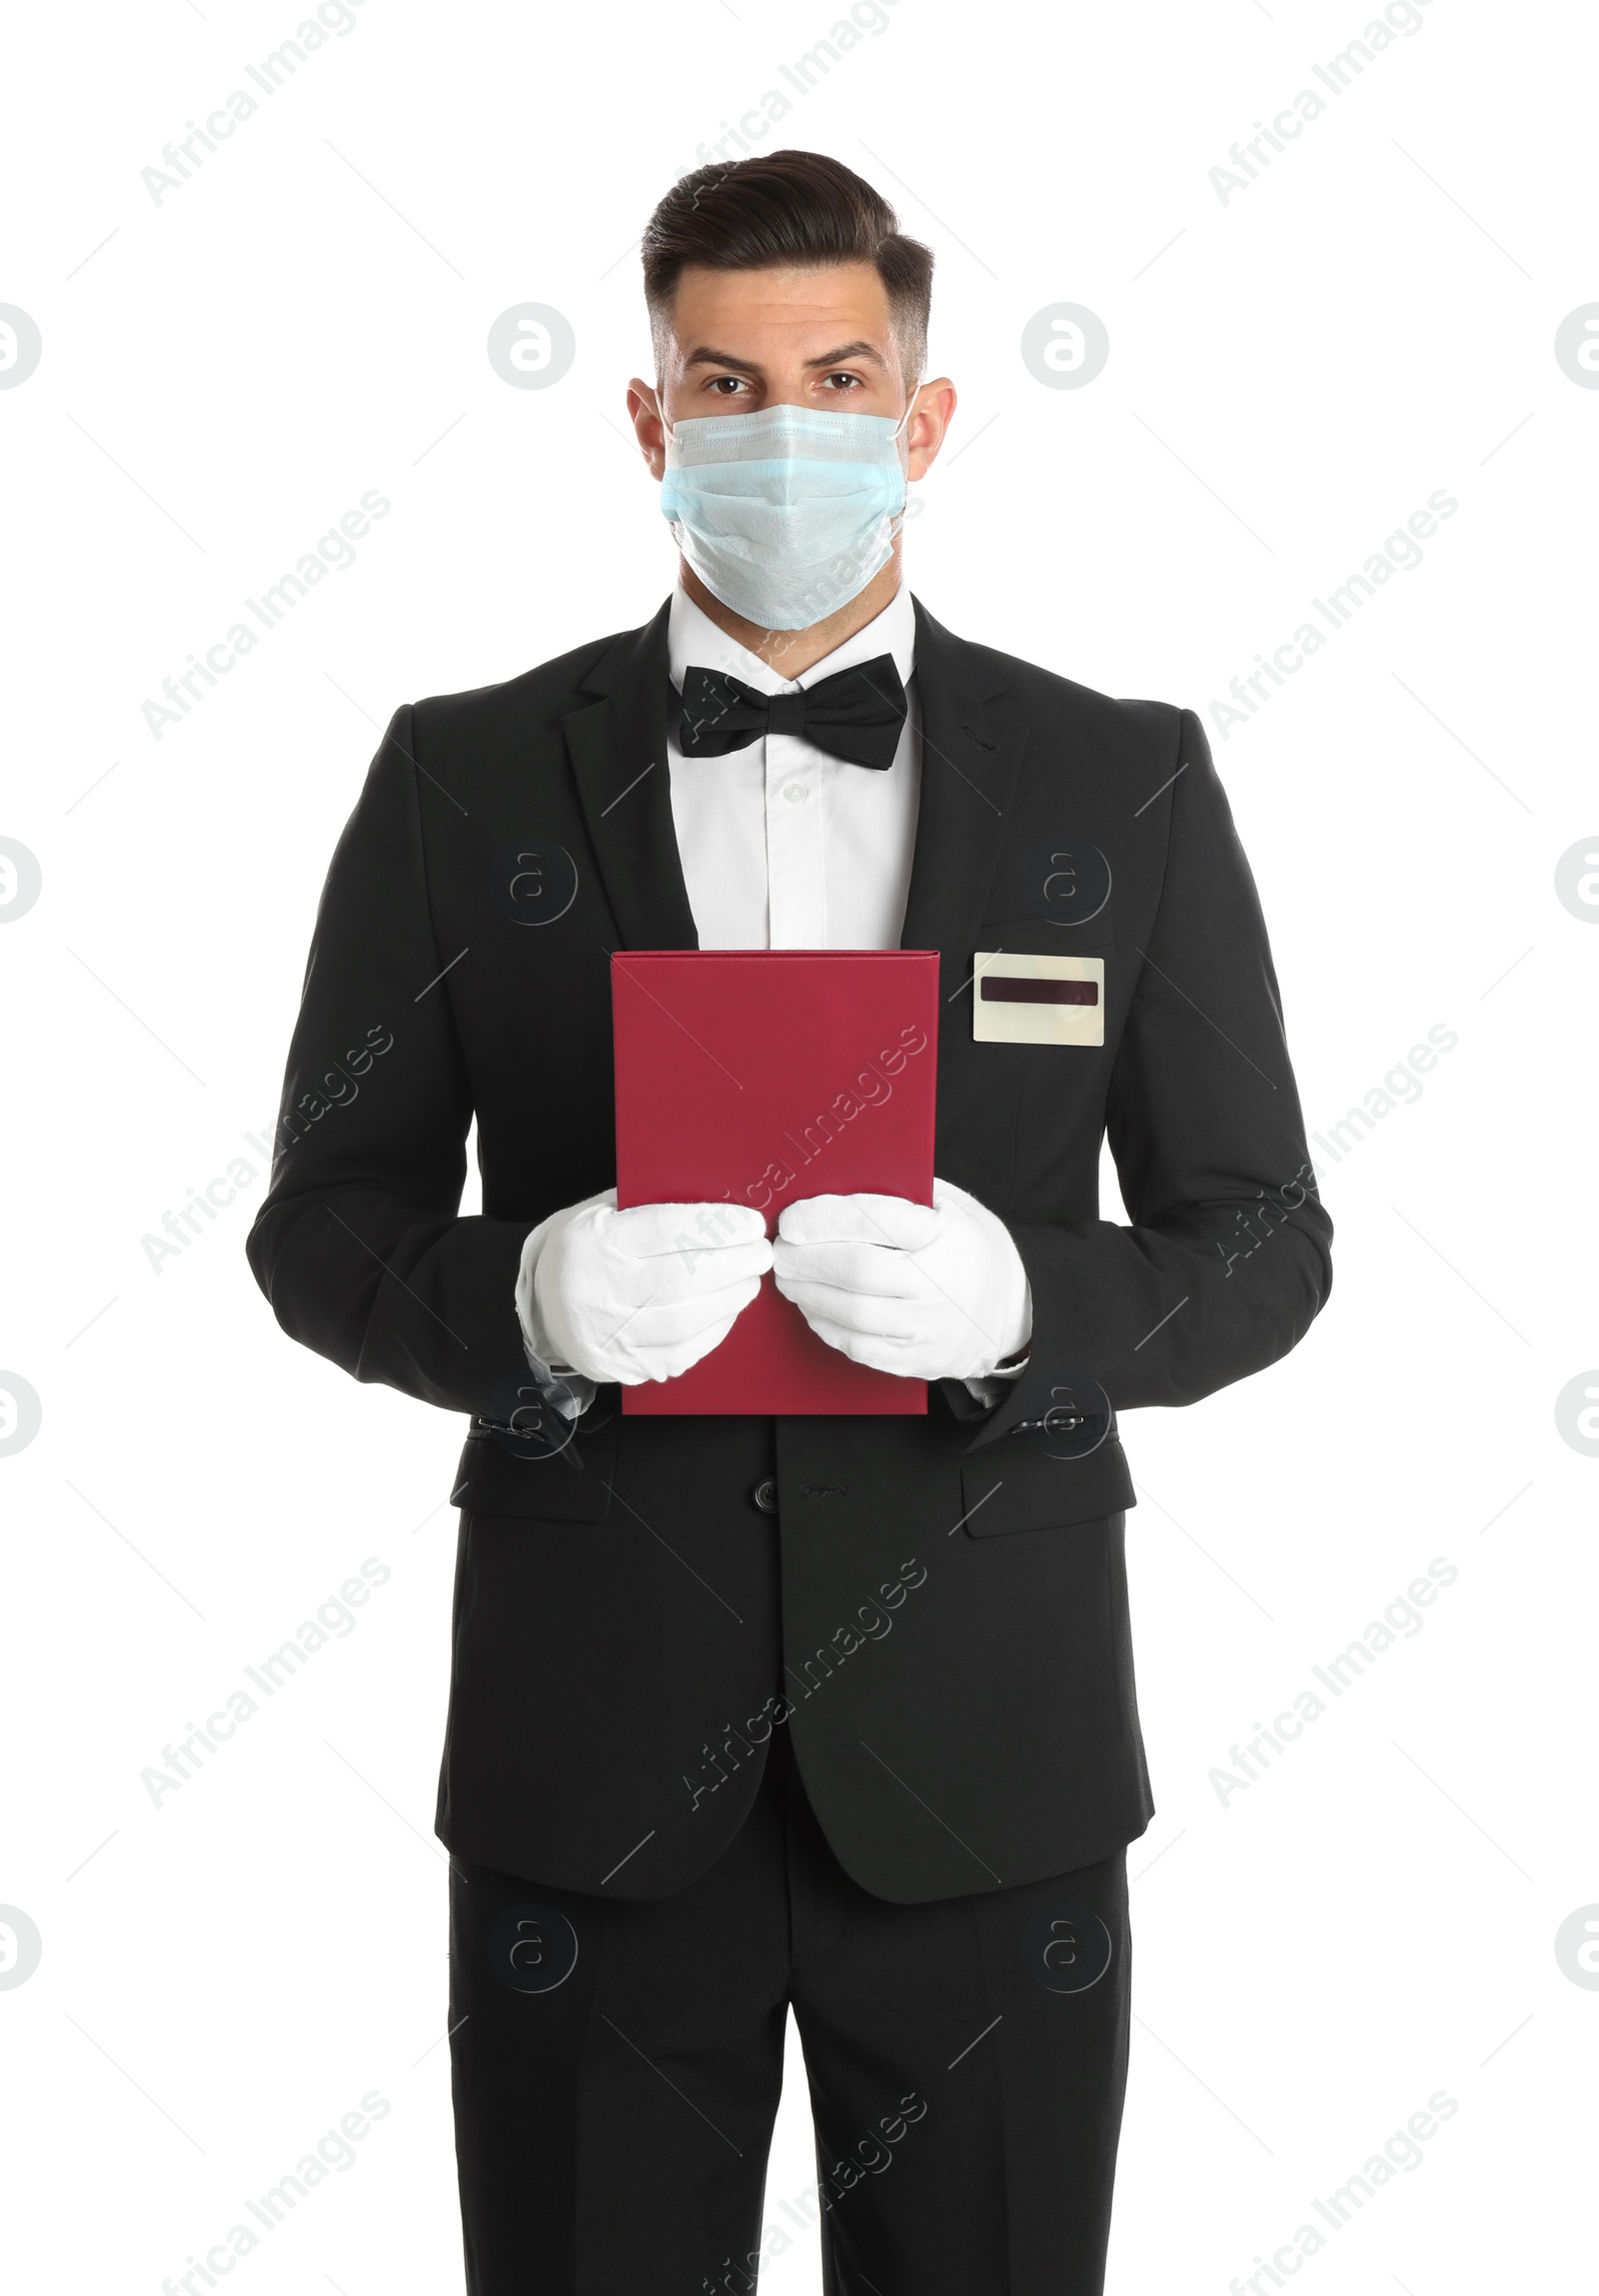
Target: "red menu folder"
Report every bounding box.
[613,950,939,1414]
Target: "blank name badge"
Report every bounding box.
[972,952,1105,1047]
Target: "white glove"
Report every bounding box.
[520,1188,772,1386]
[772,1177,1031,1382]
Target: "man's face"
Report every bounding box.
[629,260,952,480]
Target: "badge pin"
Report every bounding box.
[972,953,1105,1047]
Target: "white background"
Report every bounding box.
[2,0,1595,2289]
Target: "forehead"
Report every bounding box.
[663,261,895,362]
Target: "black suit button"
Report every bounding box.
[753,1478,778,1512]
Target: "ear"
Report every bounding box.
[905,378,957,482]
[627,379,669,480]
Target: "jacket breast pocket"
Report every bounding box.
[976,919,1116,959]
[959,1436,1135,1536]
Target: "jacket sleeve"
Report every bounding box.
[245,706,530,1417]
[967,706,1332,1449]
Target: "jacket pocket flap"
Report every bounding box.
[960,1438,1135,1536]
[450,1413,619,1521]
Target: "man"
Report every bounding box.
[248,150,1331,2296]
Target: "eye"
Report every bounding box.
[818,371,865,392]
[706,375,750,397]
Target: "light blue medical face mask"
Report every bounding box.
[659,393,916,632]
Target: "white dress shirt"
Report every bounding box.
[668,577,921,950]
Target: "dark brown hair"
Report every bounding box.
[641,150,933,385]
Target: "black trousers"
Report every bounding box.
[448,1721,1130,2295]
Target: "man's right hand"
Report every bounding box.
[528,1190,773,1385]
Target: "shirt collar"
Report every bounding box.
[668,577,916,698]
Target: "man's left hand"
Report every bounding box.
[773,1176,1031,1381]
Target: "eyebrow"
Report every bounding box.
[680,339,890,375]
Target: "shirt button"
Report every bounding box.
[752,1477,778,1512]
[783,783,806,804]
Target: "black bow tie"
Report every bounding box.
[675,655,908,771]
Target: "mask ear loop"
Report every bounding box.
[885,376,921,545]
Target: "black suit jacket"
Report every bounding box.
[246,596,1331,1904]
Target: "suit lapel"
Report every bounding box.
[564,600,700,952]
[900,598,1028,977]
